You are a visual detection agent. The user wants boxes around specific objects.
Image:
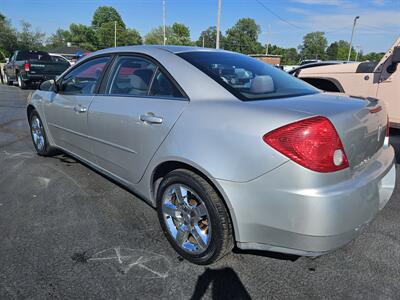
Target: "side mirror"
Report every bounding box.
[391,46,400,64]
[39,79,57,92]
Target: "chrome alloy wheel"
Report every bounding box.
[31,115,45,151]
[162,184,211,254]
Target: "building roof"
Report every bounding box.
[249,54,282,58]
[47,46,88,55]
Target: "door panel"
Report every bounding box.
[43,56,110,161]
[88,96,187,183]
[87,54,188,183]
[45,94,95,160]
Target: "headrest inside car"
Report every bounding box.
[129,75,147,90]
[221,68,235,76]
[250,75,275,94]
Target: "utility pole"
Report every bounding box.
[202,36,205,48]
[216,0,221,49]
[163,0,166,45]
[265,25,271,55]
[355,46,361,62]
[347,16,360,61]
[114,21,117,47]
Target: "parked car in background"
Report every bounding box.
[27,46,396,265]
[283,65,299,72]
[299,59,321,65]
[50,54,71,66]
[3,50,70,89]
[288,61,351,76]
[294,37,400,129]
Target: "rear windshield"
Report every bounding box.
[16,51,52,62]
[177,51,318,101]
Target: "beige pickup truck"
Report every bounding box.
[293,37,400,129]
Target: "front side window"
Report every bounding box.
[60,56,109,95]
[177,51,318,101]
[107,56,156,95]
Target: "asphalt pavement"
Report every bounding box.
[0,83,400,299]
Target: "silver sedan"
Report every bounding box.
[27,46,396,265]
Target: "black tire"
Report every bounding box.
[157,169,234,265]
[18,75,28,89]
[4,73,13,85]
[29,110,56,156]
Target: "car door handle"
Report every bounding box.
[140,113,163,124]
[73,105,87,113]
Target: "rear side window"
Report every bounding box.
[60,56,110,95]
[178,51,318,101]
[17,51,51,61]
[51,55,70,65]
[149,70,184,98]
[107,56,156,95]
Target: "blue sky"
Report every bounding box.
[1,0,400,53]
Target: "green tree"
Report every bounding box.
[283,48,300,65]
[196,26,223,48]
[145,26,170,45]
[96,21,121,48]
[169,23,191,45]
[267,45,299,65]
[0,12,18,60]
[17,21,46,50]
[91,6,142,49]
[299,31,327,60]
[47,29,71,48]
[96,22,142,48]
[144,23,192,45]
[361,52,385,62]
[121,28,142,46]
[92,6,125,29]
[224,18,263,54]
[69,23,97,50]
[326,40,356,60]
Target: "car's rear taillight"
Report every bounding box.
[263,116,349,173]
[24,63,30,72]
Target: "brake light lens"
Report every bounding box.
[263,116,349,172]
[24,63,30,72]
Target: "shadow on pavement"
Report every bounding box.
[233,248,299,262]
[190,267,251,300]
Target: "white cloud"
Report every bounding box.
[291,0,345,6]
[287,7,310,14]
[371,0,385,5]
[303,10,400,31]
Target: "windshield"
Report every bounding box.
[16,51,52,61]
[177,51,318,101]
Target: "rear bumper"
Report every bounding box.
[218,146,396,256]
[20,72,57,82]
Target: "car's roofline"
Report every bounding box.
[87,45,229,57]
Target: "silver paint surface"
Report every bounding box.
[28,45,396,255]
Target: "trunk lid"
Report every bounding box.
[252,93,388,170]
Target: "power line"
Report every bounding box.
[254,0,304,30]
